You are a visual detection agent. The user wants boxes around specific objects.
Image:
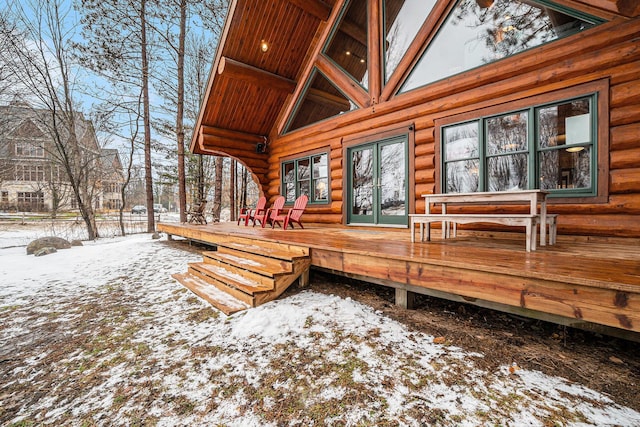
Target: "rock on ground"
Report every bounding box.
[34,247,57,257]
[26,236,71,255]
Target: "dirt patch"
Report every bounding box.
[307,270,640,412]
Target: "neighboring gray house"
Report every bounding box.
[0,101,124,212]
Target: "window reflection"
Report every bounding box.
[443,122,479,193]
[283,162,296,202]
[312,155,328,201]
[282,154,330,203]
[384,0,436,83]
[441,95,595,195]
[486,112,528,191]
[538,98,592,190]
[352,148,373,215]
[324,0,369,89]
[401,0,598,92]
[380,142,406,216]
[286,70,356,133]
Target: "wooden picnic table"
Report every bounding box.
[411,190,552,251]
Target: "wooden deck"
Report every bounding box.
[158,221,640,341]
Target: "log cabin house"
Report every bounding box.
[159,0,640,340]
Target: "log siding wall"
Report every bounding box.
[261,16,640,237]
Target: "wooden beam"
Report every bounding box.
[368,0,381,104]
[307,88,352,111]
[217,56,297,94]
[201,125,266,144]
[555,0,633,19]
[316,54,370,108]
[286,0,332,21]
[198,132,268,160]
[617,0,640,16]
[340,18,368,48]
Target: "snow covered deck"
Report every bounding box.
[157,221,640,341]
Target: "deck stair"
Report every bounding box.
[172,238,310,315]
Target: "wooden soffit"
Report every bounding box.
[190,0,333,156]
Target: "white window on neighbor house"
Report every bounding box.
[17,191,44,210]
[1,191,8,202]
[15,164,45,181]
[15,142,44,158]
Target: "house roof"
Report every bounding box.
[190,0,638,158]
[190,0,334,156]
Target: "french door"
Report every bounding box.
[348,135,407,225]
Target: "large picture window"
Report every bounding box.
[401,0,601,93]
[441,94,597,197]
[282,153,329,204]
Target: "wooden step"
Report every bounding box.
[210,235,310,257]
[217,241,309,261]
[212,247,295,273]
[189,262,274,295]
[171,237,312,314]
[172,272,250,315]
[187,266,256,306]
[202,251,292,277]
[197,255,277,289]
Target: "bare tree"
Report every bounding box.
[77,0,157,233]
[210,156,223,222]
[1,0,101,238]
[0,10,19,102]
[150,1,228,223]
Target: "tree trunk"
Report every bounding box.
[229,158,236,222]
[140,0,155,233]
[197,154,204,202]
[176,0,187,223]
[211,156,223,222]
[241,166,247,210]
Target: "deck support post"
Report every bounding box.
[395,288,415,309]
[298,269,310,288]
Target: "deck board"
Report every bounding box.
[159,221,640,338]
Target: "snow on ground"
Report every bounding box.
[1,223,640,426]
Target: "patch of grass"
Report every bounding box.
[173,395,196,415]
[125,410,158,427]
[185,296,200,305]
[190,345,223,358]
[304,315,313,328]
[186,307,219,322]
[133,343,152,358]
[111,387,129,411]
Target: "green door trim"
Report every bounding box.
[347,135,409,226]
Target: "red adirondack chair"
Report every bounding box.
[254,196,285,228]
[271,194,308,230]
[237,196,267,226]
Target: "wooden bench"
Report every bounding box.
[444,213,558,244]
[411,191,558,252]
[410,214,538,251]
